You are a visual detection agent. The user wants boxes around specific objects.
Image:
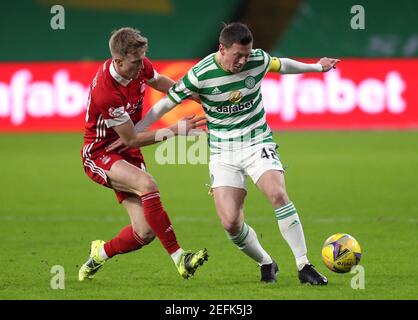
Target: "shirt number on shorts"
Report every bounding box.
[261,147,278,160]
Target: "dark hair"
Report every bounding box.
[219,22,253,48]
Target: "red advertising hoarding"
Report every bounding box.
[0,59,417,132]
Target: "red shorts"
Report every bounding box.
[81,148,146,203]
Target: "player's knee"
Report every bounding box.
[138,230,156,244]
[135,176,158,195]
[268,187,289,207]
[142,177,158,194]
[221,217,241,235]
[133,225,156,244]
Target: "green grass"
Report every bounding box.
[0,132,417,299]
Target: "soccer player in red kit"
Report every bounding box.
[78,27,208,281]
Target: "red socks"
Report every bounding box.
[141,191,180,254]
[103,192,180,258]
[104,225,147,258]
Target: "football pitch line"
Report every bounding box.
[0,214,416,223]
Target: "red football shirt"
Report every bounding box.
[82,58,156,159]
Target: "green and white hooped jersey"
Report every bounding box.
[167,49,274,154]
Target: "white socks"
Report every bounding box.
[275,202,309,270]
[99,247,109,261]
[170,248,184,265]
[227,223,272,265]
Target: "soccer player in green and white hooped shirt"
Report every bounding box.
[126,23,340,285]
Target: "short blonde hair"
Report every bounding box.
[109,27,148,58]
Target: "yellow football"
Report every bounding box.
[321,233,361,273]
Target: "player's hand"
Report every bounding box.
[170,114,207,136]
[106,138,128,152]
[317,57,340,72]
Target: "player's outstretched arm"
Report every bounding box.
[134,96,178,132]
[273,57,340,74]
[147,74,175,93]
[106,96,180,151]
[112,114,206,149]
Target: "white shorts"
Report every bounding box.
[209,143,284,190]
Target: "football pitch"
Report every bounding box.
[0,131,417,300]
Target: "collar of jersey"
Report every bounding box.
[109,60,132,86]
